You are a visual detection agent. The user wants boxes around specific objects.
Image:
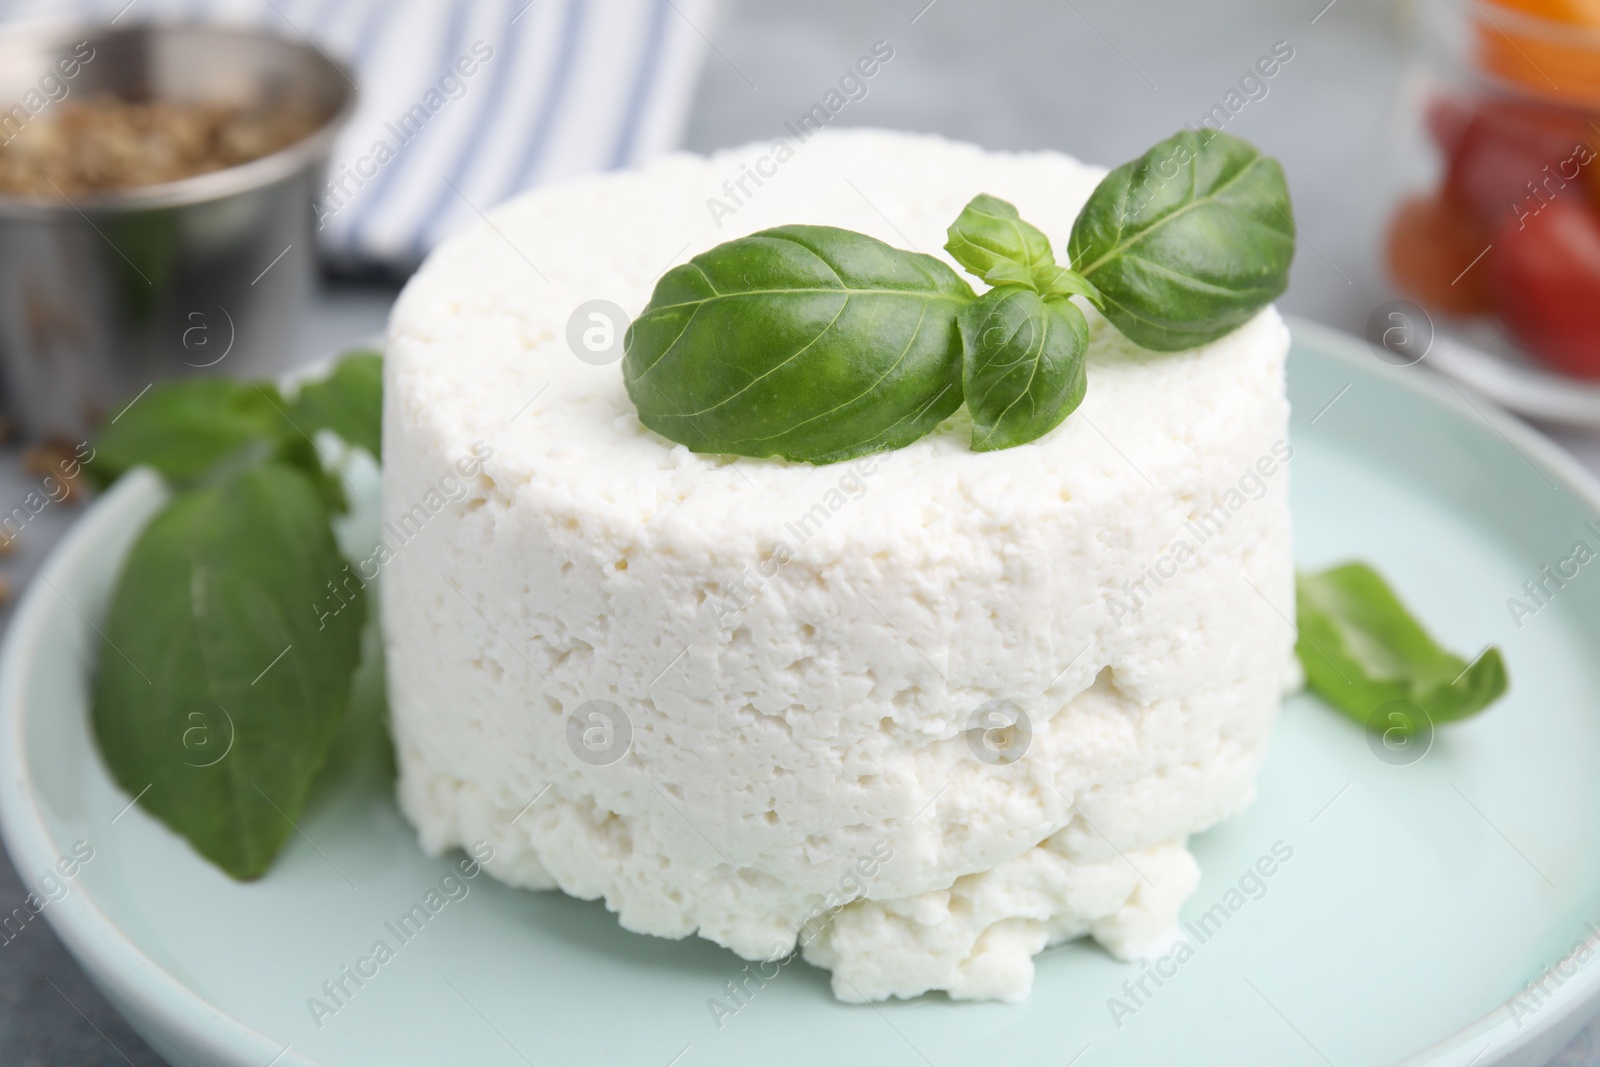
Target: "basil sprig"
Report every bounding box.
[93,464,367,879]
[1296,563,1508,733]
[624,130,1294,463]
[1068,129,1295,351]
[90,353,381,880]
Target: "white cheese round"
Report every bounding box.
[381,128,1297,1003]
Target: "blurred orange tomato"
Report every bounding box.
[1477,0,1600,105]
[1490,0,1600,26]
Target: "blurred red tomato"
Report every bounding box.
[1443,98,1596,226]
[1385,192,1494,315]
[1489,197,1600,377]
[1425,95,1475,159]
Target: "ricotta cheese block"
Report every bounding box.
[382,128,1298,1003]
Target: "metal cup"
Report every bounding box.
[0,22,355,439]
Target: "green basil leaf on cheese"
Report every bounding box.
[958,285,1088,452]
[1295,562,1508,732]
[623,225,972,464]
[945,194,1105,307]
[91,378,294,488]
[289,349,383,458]
[945,193,1056,282]
[91,462,368,880]
[1068,129,1295,352]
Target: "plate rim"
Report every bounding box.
[1,316,1597,1067]
[1428,330,1600,431]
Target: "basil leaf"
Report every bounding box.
[624,225,972,463]
[289,350,383,457]
[1068,129,1295,351]
[958,286,1087,451]
[945,194,1055,282]
[980,260,1038,288]
[91,462,367,880]
[273,434,351,517]
[946,194,1106,305]
[91,379,292,489]
[1295,562,1508,732]
[1032,264,1104,307]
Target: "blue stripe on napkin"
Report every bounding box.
[0,0,716,271]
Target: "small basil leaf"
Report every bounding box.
[289,350,383,458]
[958,286,1088,452]
[945,193,1055,283]
[1295,562,1508,732]
[982,261,1037,288]
[624,225,972,464]
[91,379,293,488]
[1068,129,1296,351]
[1033,264,1104,308]
[91,462,368,880]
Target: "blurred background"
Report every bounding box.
[0,0,1594,1061]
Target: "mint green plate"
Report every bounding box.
[3,319,1598,1067]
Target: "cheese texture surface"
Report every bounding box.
[382,128,1297,1003]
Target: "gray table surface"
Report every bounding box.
[3,0,1597,1062]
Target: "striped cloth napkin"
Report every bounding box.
[10,0,716,270]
